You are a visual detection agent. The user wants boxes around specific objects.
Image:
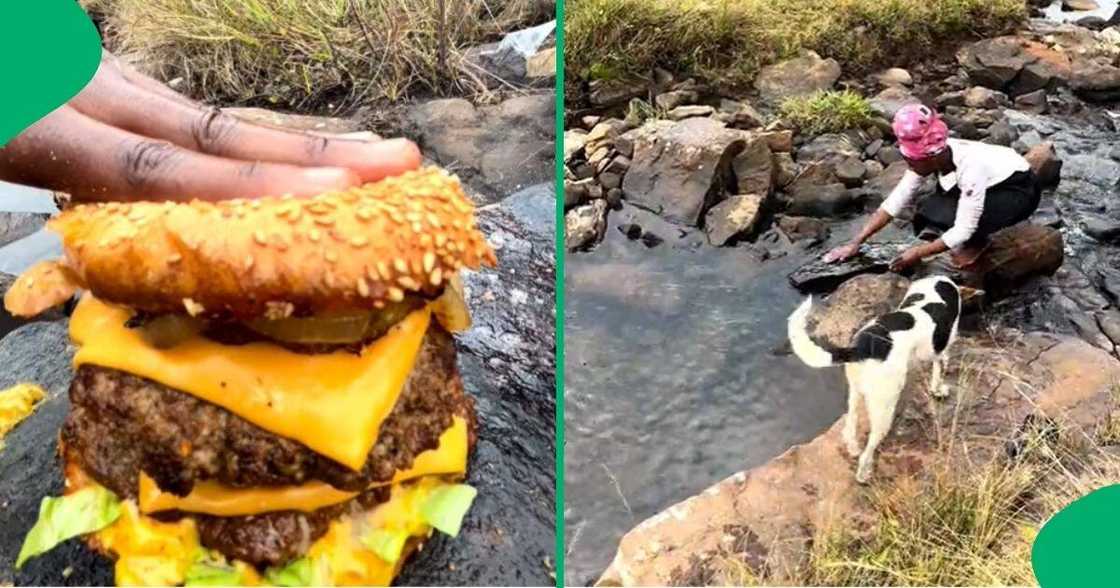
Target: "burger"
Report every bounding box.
[4,167,497,586]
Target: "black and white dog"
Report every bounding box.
[787,276,961,483]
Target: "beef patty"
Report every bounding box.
[62,323,472,497]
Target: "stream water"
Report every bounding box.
[563,214,853,584]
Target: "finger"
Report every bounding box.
[100,52,200,108]
[70,60,421,182]
[0,106,360,202]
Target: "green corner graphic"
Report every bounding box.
[1033,483,1120,586]
[0,1,102,146]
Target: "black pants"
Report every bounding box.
[912,170,1042,247]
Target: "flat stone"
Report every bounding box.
[869,86,921,120]
[655,90,699,111]
[733,136,774,196]
[1083,216,1120,243]
[1014,89,1049,114]
[718,99,764,129]
[667,105,715,120]
[704,194,765,246]
[788,241,907,292]
[525,47,556,78]
[875,67,913,87]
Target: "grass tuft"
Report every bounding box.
[778,90,873,135]
[565,0,1025,95]
[85,0,552,112]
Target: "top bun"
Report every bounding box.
[47,167,496,319]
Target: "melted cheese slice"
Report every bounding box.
[69,295,430,471]
[139,416,469,516]
[92,478,445,587]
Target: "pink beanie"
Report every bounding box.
[893,104,949,160]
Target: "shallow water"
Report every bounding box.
[563,215,851,584]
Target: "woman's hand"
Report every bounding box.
[0,52,421,203]
[823,243,860,263]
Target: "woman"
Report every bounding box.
[824,104,1041,271]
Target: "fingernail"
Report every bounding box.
[365,139,422,172]
[303,167,360,188]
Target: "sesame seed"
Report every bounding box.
[423,251,436,273]
[350,236,368,248]
[393,259,408,274]
[430,267,443,286]
[398,276,420,290]
[254,230,267,245]
[435,234,447,247]
[245,255,254,270]
[427,213,442,228]
[377,261,391,280]
[168,253,182,264]
[388,287,405,302]
[357,208,374,221]
[357,277,371,297]
[314,216,335,226]
[325,251,339,264]
[309,229,322,243]
[374,300,386,309]
[412,221,423,233]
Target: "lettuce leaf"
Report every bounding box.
[361,528,409,564]
[420,484,477,537]
[185,559,242,586]
[17,486,121,568]
[265,557,312,587]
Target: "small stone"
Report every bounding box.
[963,86,1010,109]
[565,200,609,251]
[864,159,885,178]
[1014,89,1048,114]
[864,138,884,159]
[834,156,867,188]
[1063,0,1100,11]
[985,119,1019,146]
[718,99,764,129]
[877,146,904,165]
[777,215,830,243]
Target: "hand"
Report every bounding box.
[0,53,421,203]
[823,243,859,263]
[889,247,925,272]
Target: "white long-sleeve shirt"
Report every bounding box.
[879,139,1030,250]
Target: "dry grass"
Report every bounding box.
[565,0,1025,95]
[85,0,553,112]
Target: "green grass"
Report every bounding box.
[779,90,874,135]
[565,0,1025,96]
[85,0,552,111]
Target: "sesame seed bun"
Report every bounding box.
[32,167,495,320]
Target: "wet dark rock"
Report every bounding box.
[754,51,841,103]
[877,146,904,165]
[655,90,699,111]
[621,118,749,226]
[864,139,884,159]
[704,194,765,246]
[1082,216,1120,243]
[566,200,609,251]
[0,213,48,249]
[788,241,906,292]
[611,204,705,249]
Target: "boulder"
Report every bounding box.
[788,241,906,292]
[732,136,775,195]
[1069,57,1120,102]
[875,67,913,87]
[834,156,867,188]
[621,118,747,226]
[963,86,1010,109]
[1082,216,1120,243]
[667,105,715,120]
[704,194,766,246]
[754,51,841,103]
[564,129,589,163]
[566,199,609,251]
[974,224,1064,295]
[869,86,921,120]
[1025,142,1063,187]
[654,89,699,111]
[877,146,904,165]
[957,36,1033,90]
[786,182,859,218]
[796,133,863,163]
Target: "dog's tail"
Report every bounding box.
[787,297,856,368]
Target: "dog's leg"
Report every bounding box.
[930,355,950,399]
[856,369,904,484]
[843,363,863,458]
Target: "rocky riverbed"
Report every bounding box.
[565,3,1120,584]
[0,90,557,587]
